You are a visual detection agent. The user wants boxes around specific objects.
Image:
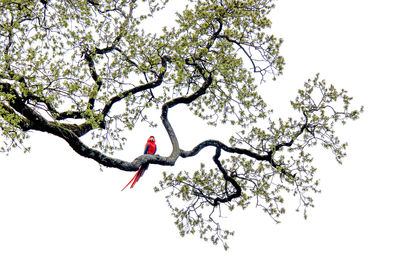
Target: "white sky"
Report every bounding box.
[1,0,400,266]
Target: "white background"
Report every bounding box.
[1,0,400,266]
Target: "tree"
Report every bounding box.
[0,0,362,249]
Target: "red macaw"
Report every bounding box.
[121,136,157,191]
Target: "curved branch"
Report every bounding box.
[180,139,271,161]
[217,35,258,72]
[160,68,213,159]
[273,111,309,152]
[211,147,241,206]
[101,55,169,118]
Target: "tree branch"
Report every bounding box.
[0,101,32,131]
[83,50,103,109]
[101,55,169,119]
[160,69,213,160]
[180,139,271,161]
[273,111,309,152]
[211,147,241,206]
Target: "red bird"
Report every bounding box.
[121,136,157,191]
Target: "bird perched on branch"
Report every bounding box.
[121,136,156,191]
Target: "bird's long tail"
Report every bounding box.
[121,165,148,191]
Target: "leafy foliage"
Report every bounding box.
[0,0,362,249]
